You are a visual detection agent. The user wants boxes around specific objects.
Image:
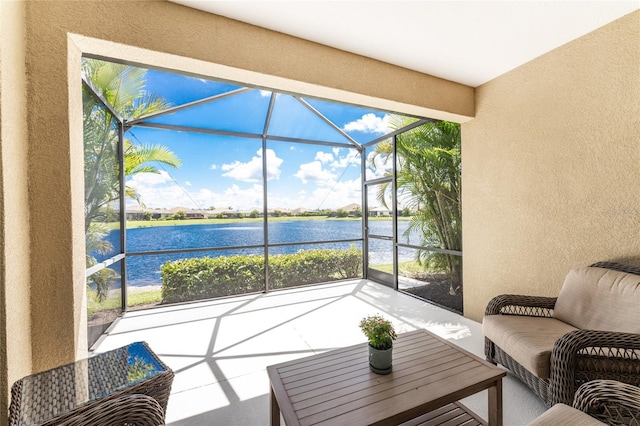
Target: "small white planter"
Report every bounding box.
[368,343,393,375]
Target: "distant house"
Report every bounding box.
[368,206,391,217]
[125,204,147,221]
[125,206,207,220]
[268,207,292,217]
[167,206,205,219]
[291,207,308,216]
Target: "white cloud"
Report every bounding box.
[310,177,362,209]
[126,171,268,211]
[185,181,192,186]
[330,150,360,170]
[365,150,392,179]
[259,90,272,97]
[342,113,390,134]
[294,161,337,184]
[126,171,200,209]
[221,148,283,182]
[128,170,173,186]
[210,164,217,170]
[222,184,264,209]
[315,151,334,163]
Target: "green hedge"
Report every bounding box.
[161,249,362,304]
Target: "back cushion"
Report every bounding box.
[554,266,640,333]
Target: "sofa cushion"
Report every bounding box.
[554,267,640,333]
[527,403,605,426]
[483,316,578,378]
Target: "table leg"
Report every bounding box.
[270,386,280,426]
[488,378,503,426]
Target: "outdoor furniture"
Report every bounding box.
[43,394,166,426]
[528,379,640,426]
[9,341,173,426]
[268,329,506,426]
[483,262,640,407]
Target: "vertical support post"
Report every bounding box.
[361,145,368,278]
[118,121,128,311]
[262,93,276,292]
[391,135,398,290]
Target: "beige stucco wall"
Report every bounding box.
[0,0,33,418]
[0,0,474,420]
[462,10,640,321]
[6,0,635,420]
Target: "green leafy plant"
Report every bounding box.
[370,118,462,295]
[160,249,362,304]
[359,314,397,350]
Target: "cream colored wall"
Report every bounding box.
[462,11,640,322]
[0,0,475,419]
[9,0,635,420]
[0,0,33,418]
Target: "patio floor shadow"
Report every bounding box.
[93,279,547,425]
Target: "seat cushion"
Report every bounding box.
[527,403,606,426]
[483,315,578,378]
[554,267,640,332]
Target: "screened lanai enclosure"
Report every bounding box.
[83,58,462,347]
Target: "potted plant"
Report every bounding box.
[359,314,397,374]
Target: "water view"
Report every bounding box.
[104,219,413,287]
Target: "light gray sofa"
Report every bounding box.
[483,262,640,407]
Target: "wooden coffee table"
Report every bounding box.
[267,329,505,426]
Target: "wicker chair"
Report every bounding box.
[528,379,640,426]
[55,394,165,426]
[483,262,640,407]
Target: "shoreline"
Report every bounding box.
[105,215,406,230]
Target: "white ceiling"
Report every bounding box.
[170,0,639,87]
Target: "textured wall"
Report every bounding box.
[0,0,33,417]
[462,10,640,321]
[5,0,474,405]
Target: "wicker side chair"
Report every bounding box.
[483,262,640,407]
[528,379,640,426]
[55,394,165,426]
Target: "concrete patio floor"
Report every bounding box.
[93,279,547,425]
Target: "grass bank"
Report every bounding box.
[87,289,162,316]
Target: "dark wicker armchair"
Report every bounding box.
[529,379,640,426]
[483,262,640,407]
[55,394,165,426]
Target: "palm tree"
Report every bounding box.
[83,59,182,299]
[371,117,461,294]
[83,59,182,229]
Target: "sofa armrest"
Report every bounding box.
[485,294,557,317]
[573,379,640,425]
[549,330,640,405]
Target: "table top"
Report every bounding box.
[267,329,506,426]
[10,341,167,426]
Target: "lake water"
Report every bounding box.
[100,220,415,287]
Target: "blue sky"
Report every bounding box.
[125,68,399,211]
